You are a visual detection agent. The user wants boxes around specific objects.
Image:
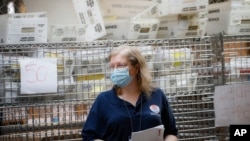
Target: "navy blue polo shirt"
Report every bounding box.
[82,87,178,141]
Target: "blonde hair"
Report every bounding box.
[109,45,153,96]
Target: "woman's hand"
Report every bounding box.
[164,135,178,141]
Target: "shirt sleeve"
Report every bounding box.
[159,89,178,137]
[82,96,106,141]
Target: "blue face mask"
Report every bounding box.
[110,67,133,87]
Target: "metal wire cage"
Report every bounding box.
[210,34,250,141]
[0,0,11,14]
[0,37,216,141]
[0,0,249,140]
[0,0,26,15]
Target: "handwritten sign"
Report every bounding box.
[214,83,250,127]
[19,58,57,94]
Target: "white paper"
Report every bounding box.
[214,83,250,127]
[19,58,57,94]
[131,125,164,141]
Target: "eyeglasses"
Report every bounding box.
[109,63,128,71]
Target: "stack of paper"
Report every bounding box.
[131,125,164,141]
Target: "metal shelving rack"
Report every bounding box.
[213,34,250,141]
[0,37,218,141]
[1,0,250,140]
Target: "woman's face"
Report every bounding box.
[109,54,139,77]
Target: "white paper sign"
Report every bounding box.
[131,125,164,141]
[19,58,57,94]
[214,83,250,127]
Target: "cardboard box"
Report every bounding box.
[50,24,87,42]
[177,12,207,37]
[101,18,160,40]
[72,0,106,41]
[131,3,159,19]
[157,15,179,38]
[127,18,160,39]
[101,18,129,40]
[206,1,250,35]
[168,0,208,15]
[99,0,157,18]
[128,0,208,16]
[99,0,160,40]
[0,12,47,44]
[157,12,207,38]
[157,0,170,17]
[24,0,106,42]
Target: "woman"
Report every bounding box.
[82,45,178,141]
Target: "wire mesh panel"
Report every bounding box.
[0,38,215,141]
[112,38,216,140]
[0,41,113,141]
[0,0,12,14]
[212,35,250,141]
[222,35,250,85]
[149,38,215,141]
[0,0,26,14]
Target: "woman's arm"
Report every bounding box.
[164,135,178,141]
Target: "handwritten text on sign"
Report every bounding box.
[214,83,250,127]
[19,58,57,94]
